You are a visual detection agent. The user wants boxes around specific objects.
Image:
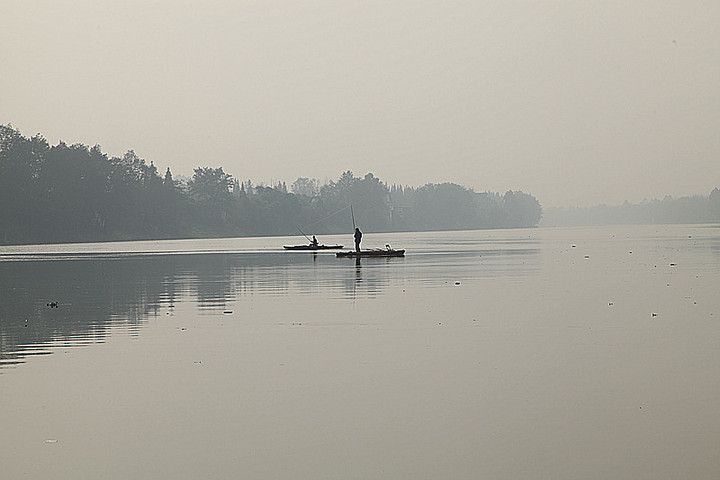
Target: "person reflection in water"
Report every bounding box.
[354,227,362,252]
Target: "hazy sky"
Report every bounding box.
[3,1,719,207]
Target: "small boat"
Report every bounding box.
[283,244,344,250]
[337,247,405,258]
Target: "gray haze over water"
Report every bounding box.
[3,1,719,207]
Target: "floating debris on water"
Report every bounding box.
[223,311,233,315]
[44,439,58,444]
[652,313,658,317]
[454,281,461,286]
[47,302,58,308]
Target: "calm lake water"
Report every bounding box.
[1,226,718,479]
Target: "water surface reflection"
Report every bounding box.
[0,252,399,369]
[3,226,719,480]
[1,231,541,370]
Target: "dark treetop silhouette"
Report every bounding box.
[1,125,546,245]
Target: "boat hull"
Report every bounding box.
[283,245,344,250]
[336,249,405,258]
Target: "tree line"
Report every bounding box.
[541,191,720,227]
[0,125,542,245]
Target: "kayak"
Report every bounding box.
[336,249,405,258]
[283,244,344,250]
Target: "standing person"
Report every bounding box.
[354,227,362,252]
[311,235,318,247]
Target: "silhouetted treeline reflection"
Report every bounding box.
[0,252,395,369]
[0,230,542,370]
[1,125,542,245]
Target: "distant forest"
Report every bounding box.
[1,125,542,245]
[541,191,720,227]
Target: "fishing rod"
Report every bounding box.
[298,204,352,231]
[297,228,312,242]
[351,205,356,230]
